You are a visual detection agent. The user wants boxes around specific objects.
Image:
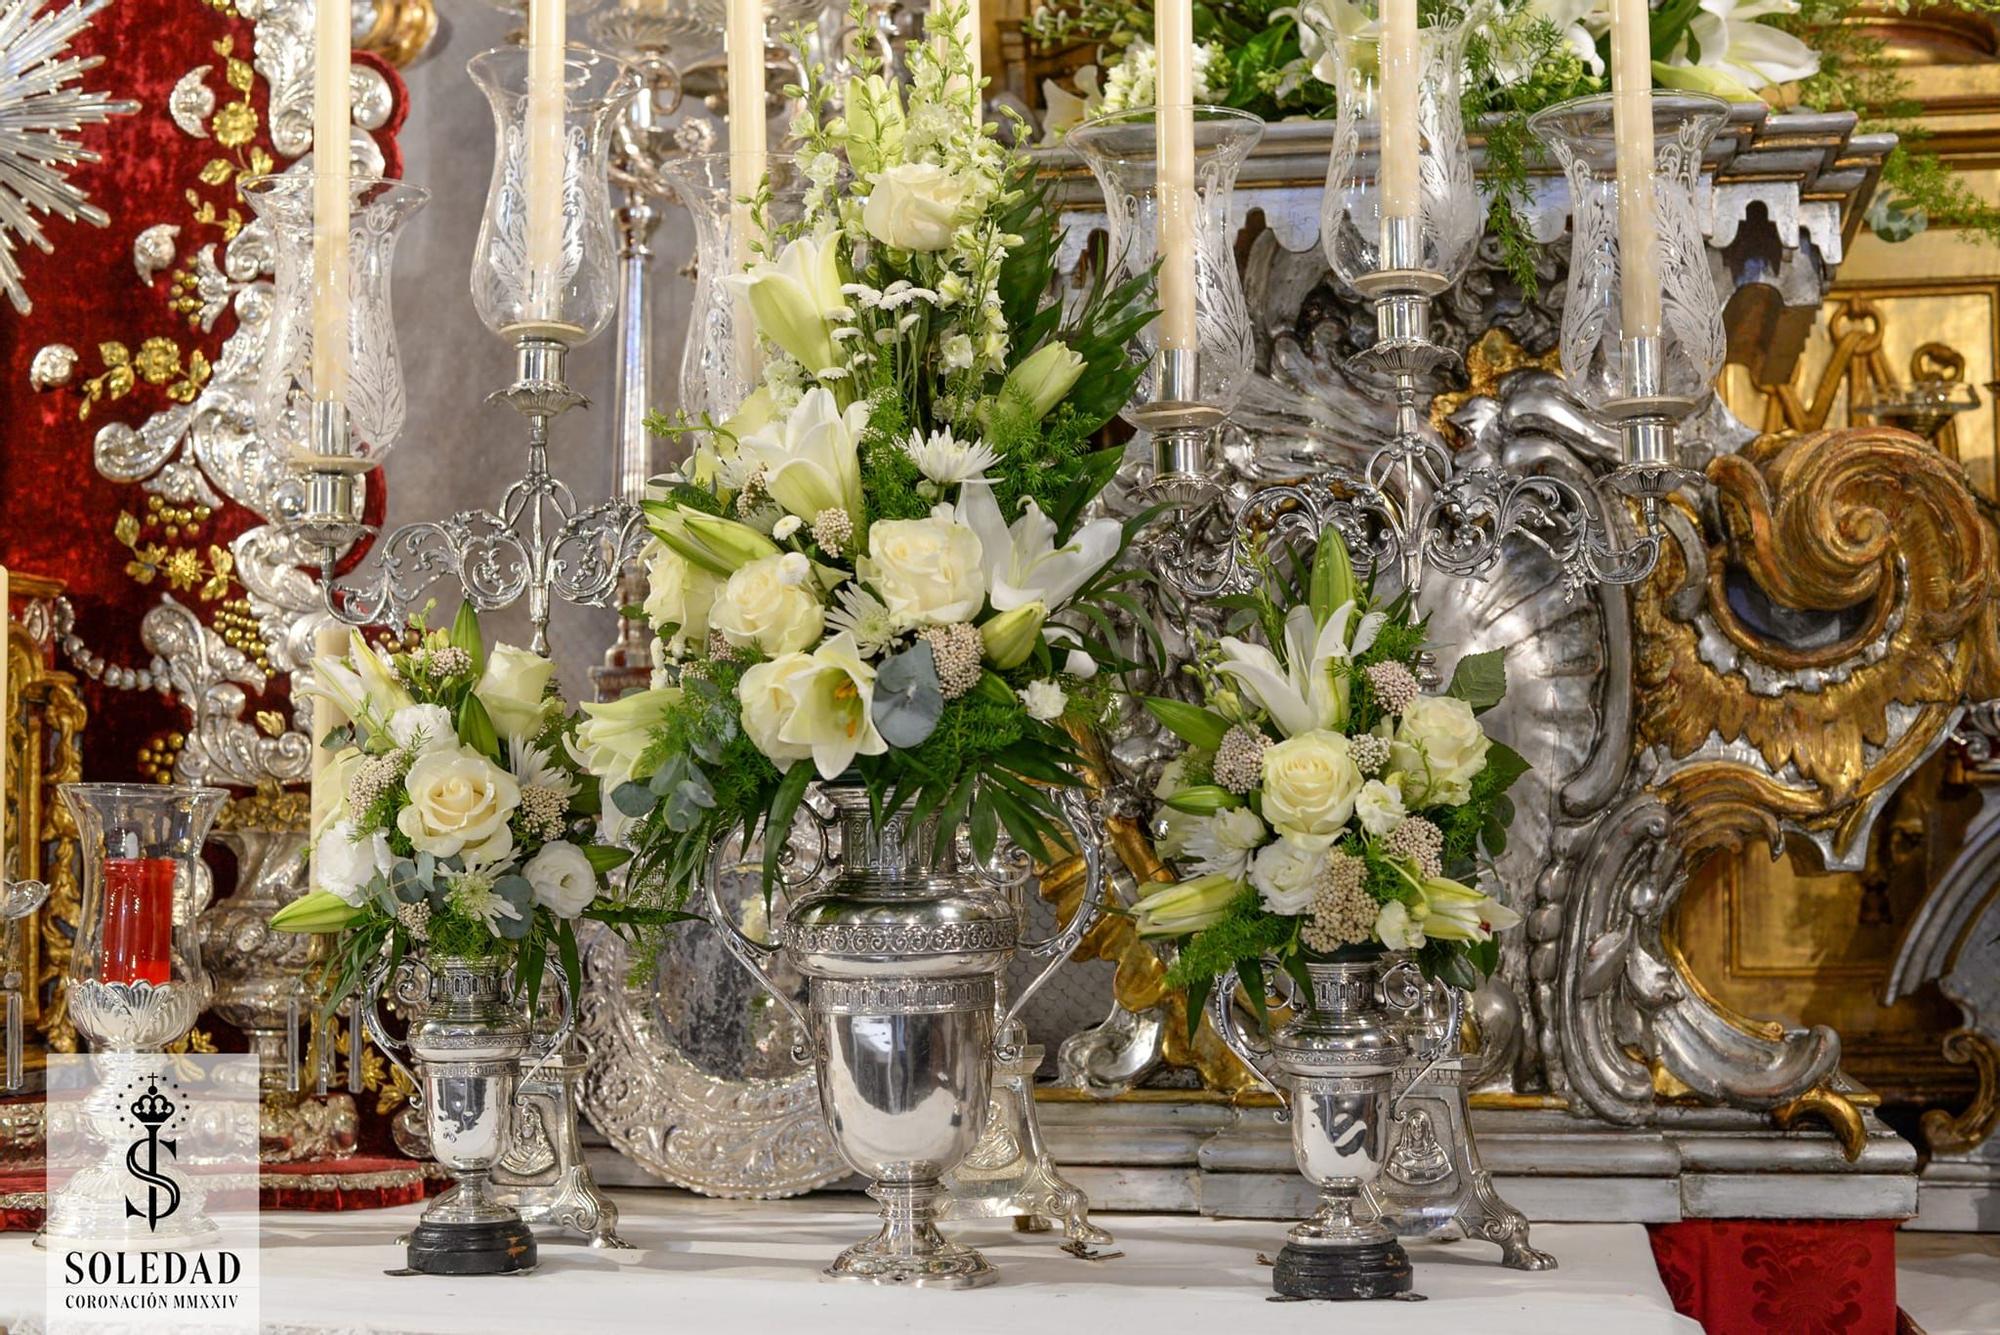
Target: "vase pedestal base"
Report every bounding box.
[406,1217,537,1276]
[1274,1237,1414,1301]
[825,1181,998,1289]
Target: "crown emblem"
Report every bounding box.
[129,1081,175,1128]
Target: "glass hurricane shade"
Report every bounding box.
[1313,6,1485,288]
[58,784,225,1020]
[241,174,429,471]
[469,43,638,345]
[1530,92,1731,418]
[1066,106,1266,424]
[659,152,811,425]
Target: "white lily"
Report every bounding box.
[726,233,846,373]
[777,632,889,780]
[1215,601,1385,738]
[740,386,870,525]
[1662,0,1819,95]
[956,480,1121,614]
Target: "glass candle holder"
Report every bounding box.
[660,152,810,425]
[1530,92,1729,427]
[59,784,226,1053]
[470,43,639,346]
[1068,106,1265,493]
[241,174,429,474]
[1314,4,1483,291]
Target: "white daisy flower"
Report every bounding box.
[901,428,999,489]
[827,586,902,658]
[506,731,579,802]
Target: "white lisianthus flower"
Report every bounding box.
[1018,679,1068,722]
[862,162,968,252]
[313,819,394,905]
[1250,837,1328,916]
[1188,805,1268,880]
[1260,729,1365,850]
[523,840,598,919]
[861,508,986,628]
[776,633,888,779]
[902,428,999,489]
[740,386,870,525]
[476,644,558,738]
[387,703,456,755]
[571,687,679,786]
[642,540,721,657]
[1391,695,1492,807]
[738,653,819,768]
[396,747,521,866]
[727,233,846,372]
[956,481,1120,614]
[711,554,827,656]
[1355,777,1407,837]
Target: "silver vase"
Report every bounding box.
[1211,953,1453,1300]
[713,783,1102,1288]
[366,953,568,1275]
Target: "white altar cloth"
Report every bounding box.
[1,1191,1699,1335]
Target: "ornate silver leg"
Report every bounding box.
[492,1035,630,1249]
[941,1027,1114,1256]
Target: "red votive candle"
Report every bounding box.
[102,856,176,985]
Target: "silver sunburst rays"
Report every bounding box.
[0,0,137,313]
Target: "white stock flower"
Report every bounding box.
[1260,730,1365,850]
[740,386,869,524]
[860,508,986,627]
[1356,777,1407,837]
[1214,601,1384,738]
[957,481,1120,615]
[1018,679,1068,722]
[387,704,456,755]
[476,644,558,737]
[902,427,999,488]
[396,747,521,866]
[1391,695,1492,808]
[863,162,969,252]
[1188,805,1268,881]
[314,819,394,905]
[523,840,598,919]
[711,554,827,656]
[1250,837,1327,915]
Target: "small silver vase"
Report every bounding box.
[1211,953,1453,1300]
[713,783,1102,1288]
[367,953,569,1276]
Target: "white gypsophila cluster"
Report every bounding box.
[395,899,431,942]
[811,507,854,555]
[1302,852,1376,952]
[346,751,407,817]
[518,785,570,843]
[1366,660,1421,715]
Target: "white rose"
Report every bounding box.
[711,554,826,656]
[1260,729,1364,850]
[1249,837,1327,915]
[314,819,394,905]
[523,840,598,919]
[1391,695,1492,808]
[1356,778,1407,837]
[476,644,558,738]
[396,747,521,865]
[1019,680,1068,722]
[386,703,456,755]
[862,162,969,252]
[738,652,819,768]
[860,509,985,627]
[643,540,721,656]
[1188,804,1267,880]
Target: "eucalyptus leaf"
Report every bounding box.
[611,781,659,818]
[872,642,944,748]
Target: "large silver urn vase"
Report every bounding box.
[713,783,1103,1288]
[1211,952,1455,1300]
[366,953,571,1276]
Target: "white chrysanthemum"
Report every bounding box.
[1188,805,1267,881]
[1019,679,1068,722]
[902,427,999,489]
[827,585,902,658]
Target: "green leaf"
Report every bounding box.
[1437,948,1482,993]
[557,918,582,1004]
[449,601,486,678]
[1237,957,1272,1033]
[1185,970,1213,1048]
[1446,649,1508,714]
[582,844,633,874]
[456,691,502,760]
[1482,741,1531,794]
[969,793,999,865]
[610,782,659,818]
[761,761,815,898]
[1142,696,1232,751]
[1309,528,1356,625]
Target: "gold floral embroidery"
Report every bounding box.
[78,340,210,419]
[113,502,234,601]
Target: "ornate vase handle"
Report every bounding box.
[703,833,816,1067]
[1379,957,1464,1118]
[361,952,431,1109]
[1208,962,1290,1121]
[519,963,577,1088]
[996,787,1107,1045]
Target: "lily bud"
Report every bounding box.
[980,600,1047,669]
[1161,785,1242,815]
[727,235,845,373]
[841,75,905,177]
[271,889,365,934]
[651,508,783,575]
[1001,342,1085,422]
[1133,873,1243,938]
